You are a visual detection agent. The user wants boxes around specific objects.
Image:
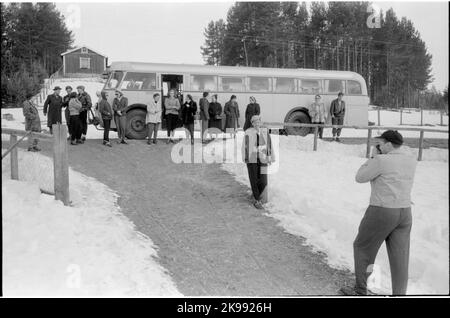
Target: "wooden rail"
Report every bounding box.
[2,124,70,205]
[263,122,448,161]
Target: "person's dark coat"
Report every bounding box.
[23,100,42,132]
[199,97,210,121]
[243,103,261,131]
[224,101,240,129]
[208,102,223,131]
[330,98,346,118]
[113,96,128,116]
[181,100,198,125]
[43,93,63,127]
[98,100,113,120]
[78,92,92,111]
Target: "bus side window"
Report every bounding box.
[325,79,345,94]
[347,80,362,95]
[299,79,322,94]
[219,77,245,92]
[275,77,296,93]
[190,75,217,91]
[249,77,272,92]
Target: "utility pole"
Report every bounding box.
[242,37,249,67]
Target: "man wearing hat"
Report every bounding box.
[77,85,92,141]
[330,92,346,141]
[340,130,417,296]
[43,86,63,134]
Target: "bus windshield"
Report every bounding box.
[106,71,124,89]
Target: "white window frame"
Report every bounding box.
[79,57,91,69]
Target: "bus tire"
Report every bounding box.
[126,108,147,140]
[285,111,311,136]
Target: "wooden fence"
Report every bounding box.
[372,106,448,126]
[2,124,70,205]
[263,122,448,161]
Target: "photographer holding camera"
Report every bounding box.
[340,130,417,296]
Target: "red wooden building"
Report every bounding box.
[61,46,108,77]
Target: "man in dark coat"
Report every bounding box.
[77,85,92,141]
[330,92,346,142]
[43,86,63,134]
[199,92,210,143]
[62,86,73,139]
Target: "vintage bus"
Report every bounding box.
[101,61,369,139]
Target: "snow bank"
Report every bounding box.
[2,150,181,297]
[202,132,449,295]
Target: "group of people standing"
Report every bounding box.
[308,92,346,141]
[143,89,261,145]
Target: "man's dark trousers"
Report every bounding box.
[246,163,268,203]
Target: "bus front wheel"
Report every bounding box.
[126,109,148,140]
[285,111,311,136]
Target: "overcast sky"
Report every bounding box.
[54,1,448,91]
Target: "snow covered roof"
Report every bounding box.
[61,45,108,58]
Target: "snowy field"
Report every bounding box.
[198,133,449,295]
[2,150,181,297]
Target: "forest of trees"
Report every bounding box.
[201,2,447,110]
[1,2,73,106]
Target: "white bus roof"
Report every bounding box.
[109,61,366,82]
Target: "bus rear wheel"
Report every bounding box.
[285,111,311,136]
[126,109,147,140]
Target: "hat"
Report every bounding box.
[76,85,85,90]
[375,130,404,145]
[65,85,72,90]
[115,89,123,96]
[53,86,62,91]
[251,115,262,123]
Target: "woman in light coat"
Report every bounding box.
[146,93,162,145]
[308,94,327,139]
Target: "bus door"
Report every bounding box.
[161,74,184,129]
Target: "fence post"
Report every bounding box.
[420,108,423,126]
[400,108,403,125]
[10,134,19,180]
[53,124,70,205]
[377,108,381,126]
[418,130,424,161]
[313,126,319,151]
[440,110,443,126]
[366,128,372,159]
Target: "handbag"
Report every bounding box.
[88,109,101,126]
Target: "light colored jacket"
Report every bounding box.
[164,97,180,115]
[69,98,82,116]
[308,102,326,123]
[146,99,162,124]
[241,127,275,165]
[355,148,417,208]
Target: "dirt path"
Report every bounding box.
[37,137,352,296]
